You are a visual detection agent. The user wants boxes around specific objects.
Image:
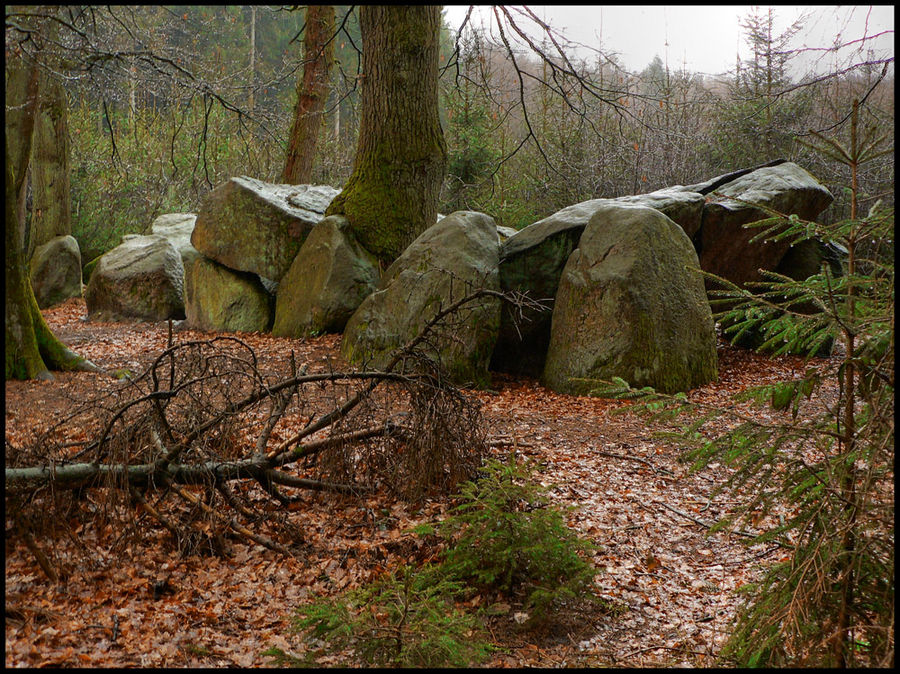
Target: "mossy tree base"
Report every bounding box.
[6,146,100,381]
[6,294,100,381]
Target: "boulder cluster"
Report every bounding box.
[67,160,835,395]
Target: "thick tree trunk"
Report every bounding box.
[6,134,100,381]
[5,154,48,380]
[5,9,100,381]
[281,5,335,185]
[30,72,72,259]
[5,58,40,250]
[325,5,447,265]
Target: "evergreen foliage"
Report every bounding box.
[437,454,597,619]
[293,564,491,668]
[586,98,894,667]
[290,455,599,666]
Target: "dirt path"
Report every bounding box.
[5,298,822,667]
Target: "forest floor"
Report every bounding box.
[5,298,835,668]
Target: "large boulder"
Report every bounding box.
[496,225,519,241]
[184,256,272,333]
[272,215,380,338]
[493,187,705,375]
[682,158,787,195]
[150,213,201,270]
[492,206,587,376]
[85,235,185,322]
[543,203,717,395]
[29,235,83,308]
[775,238,845,282]
[191,178,339,282]
[615,187,706,239]
[342,211,501,388]
[699,162,833,288]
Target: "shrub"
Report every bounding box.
[437,454,598,619]
[289,454,601,666]
[293,564,491,668]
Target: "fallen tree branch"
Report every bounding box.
[6,285,537,559]
[164,478,291,555]
[265,469,371,495]
[5,450,382,494]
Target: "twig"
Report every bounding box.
[485,436,534,448]
[593,449,675,476]
[15,516,58,583]
[265,469,371,495]
[255,389,293,456]
[164,478,291,555]
[619,643,715,662]
[130,486,181,540]
[214,480,263,520]
[269,422,402,463]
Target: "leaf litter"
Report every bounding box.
[5,297,835,667]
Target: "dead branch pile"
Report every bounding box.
[7,289,541,573]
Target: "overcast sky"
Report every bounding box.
[442,5,895,77]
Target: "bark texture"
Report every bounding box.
[30,71,72,259]
[5,58,40,248]
[5,152,47,380]
[281,4,335,185]
[325,5,447,264]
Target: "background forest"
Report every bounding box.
[5,5,895,669]
[10,5,893,269]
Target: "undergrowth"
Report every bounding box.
[282,454,600,667]
[434,454,597,619]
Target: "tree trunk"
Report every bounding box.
[6,126,100,381]
[30,71,72,259]
[248,5,256,113]
[5,57,40,250]
[325,5,447,265]
[281,5,335,185]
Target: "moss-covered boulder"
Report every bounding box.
[82,254,102,283]
[29,235,83,308]
[493,188,706,376]
[492,202,602,377]
[273,216,380,338]
[150,213,201,270]
[543,203,717,395]
[191,178,339,282]
[184,256,272,333]
[699,162,833,288]
[85,235,185,322]
[342,211,501,388]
